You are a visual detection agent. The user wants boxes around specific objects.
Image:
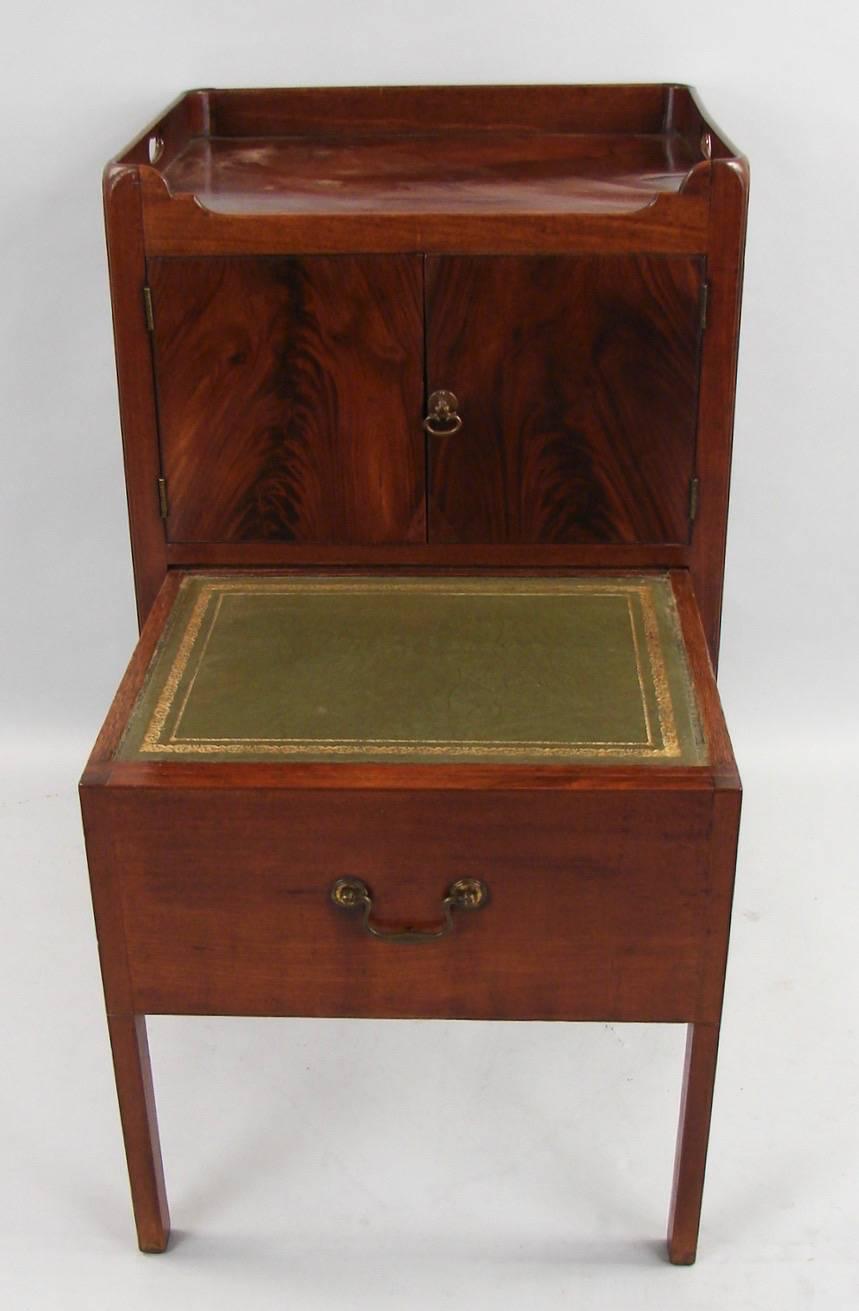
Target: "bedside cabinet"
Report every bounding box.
[81,84,748,1264]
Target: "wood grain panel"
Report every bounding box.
[425,254,704,545]
[148,255,425,544]
[107,788,719,1022]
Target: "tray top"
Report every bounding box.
[160,130,698,217]
[116,574,705,765]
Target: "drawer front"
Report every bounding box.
[108,788,726,1023]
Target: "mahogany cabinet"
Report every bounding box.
[146,251,704,548]
[81,84,748,1264]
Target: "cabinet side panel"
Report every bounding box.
[103,167,167,626]
[691,159,749,665]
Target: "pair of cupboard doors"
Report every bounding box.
[148,252,707,548]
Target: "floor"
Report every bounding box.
[1,736,856,1310]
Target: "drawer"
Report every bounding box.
[101,787,727,1023]
[82,567,739,1030]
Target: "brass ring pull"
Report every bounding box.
[423,389,463,437]
[330,877,488,943]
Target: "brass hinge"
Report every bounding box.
[688,475,700,523]
[157,476,169,519]
[699,280,710,331]
[143,285,155,332]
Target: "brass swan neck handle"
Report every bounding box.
[330,877,488,943]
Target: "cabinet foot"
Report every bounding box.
[107,1014,170,1253]
[666,1022,720,1265]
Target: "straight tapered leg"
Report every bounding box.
[667,1022,721,1265]
[107,1014,170,1252]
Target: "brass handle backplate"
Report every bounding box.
[423,389,463,437]
[330,876,488,943]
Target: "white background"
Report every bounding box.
[1,2,858,1307]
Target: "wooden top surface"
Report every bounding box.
[115,573,706,766]
[160,130,698,216]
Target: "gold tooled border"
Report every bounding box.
[141,585,212,752]
[138,577,682,759]
[638,583,679,757]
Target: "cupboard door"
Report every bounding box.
[425,255,704,544]
[148,256,425,543]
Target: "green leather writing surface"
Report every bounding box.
[117,575,705,764]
